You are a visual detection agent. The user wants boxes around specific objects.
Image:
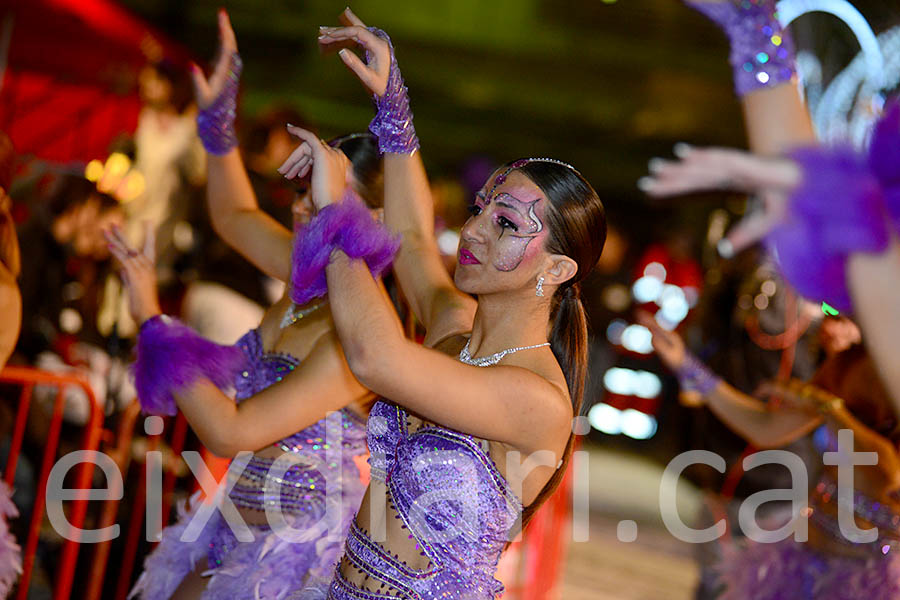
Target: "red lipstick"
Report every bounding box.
[458,248,480,265]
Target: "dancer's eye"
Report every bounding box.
[497,216,519,232]
[468,204,483,217]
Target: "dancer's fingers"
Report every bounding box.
[141,221,156,261]
[189,62,212,106]
[286,125,326,157]
[285,156,312,181]
[340,7,367,27]
[218,8,238,53]
[722,210,778,256]
[338,48,377,90]
[277,140,312,175]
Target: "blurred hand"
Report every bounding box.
[638,145,802,255]
[278,125,352,210]
[104,222,162,325]
[190,9,239,110]
[636,310,686,372]
[318,8,390,97]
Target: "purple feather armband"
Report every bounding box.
[133,315,249,416]
[366,28,419,155]
[290,188,400,306]
[765,101,900,313]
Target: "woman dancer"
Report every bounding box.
[638,309,900,599]
[115,11,397,600]
[275,10,606,598]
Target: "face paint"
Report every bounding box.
[489,192,546,272]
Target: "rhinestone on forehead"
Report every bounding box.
[487,157,580,201]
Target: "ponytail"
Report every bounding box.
[521,282,588,528]
[510,159,605,531]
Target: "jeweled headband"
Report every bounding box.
[488,157,581,199]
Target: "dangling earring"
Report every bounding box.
[535,276,545,297]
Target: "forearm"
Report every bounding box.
[847,239,900,413]
[705,381,820,448]
[206,150,293,280]
[325,250,405,387]
[741,83,815,155]
[174,379,245,457]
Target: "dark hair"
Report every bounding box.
[49,176,119,216]
[514,159,607,527]
[150,59,194,114]
[330,133,384,209]
[811,344,898,441]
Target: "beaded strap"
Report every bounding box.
[196,51,242,155]
[366,28,419,155]
[686,0,796,97]
[675,352,721,396]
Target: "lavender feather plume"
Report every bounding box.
[290,188,400,306]
[767,103,900,313]
[133,315,249,416]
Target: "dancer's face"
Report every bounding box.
[455,169,551,295]
[292,192,315,228]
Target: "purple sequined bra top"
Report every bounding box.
[228,328,368,518]
[327,399,522,600]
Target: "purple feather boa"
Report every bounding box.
[290,188,400,306]
[0,482,20,598]
[767,101,900,313]
[133,315,249,416]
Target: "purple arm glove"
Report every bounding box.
[676,352,722,396]
[365,28,419,155]
[196,51,243,155]
[685,0,796,97]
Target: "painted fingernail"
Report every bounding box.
[637,177,654,192]
[717,239,734,258]
[674,142,692,158]
[648,158,665,173]
[338,49,348,58]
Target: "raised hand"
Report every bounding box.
[190,9,239,110]
[635,310,686,372]
[104,222,162,325]
[638,144,802,255]
[191,9,241,155]
[318,7,390,97]
[278,125,352,210]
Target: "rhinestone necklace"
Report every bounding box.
[280,301,325,329]
[458,339,550,367]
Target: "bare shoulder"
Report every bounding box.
[501,348,573,418]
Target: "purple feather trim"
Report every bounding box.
[133,316,249,416]
[0,482,21,598]
[767,145,890,313]
[290,188,400,306]
[868,99,900,232]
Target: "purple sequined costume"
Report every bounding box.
[129,328,368,600]
[315,399,521,600]
[716,425,900,599]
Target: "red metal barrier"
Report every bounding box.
[1,365,104,600]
